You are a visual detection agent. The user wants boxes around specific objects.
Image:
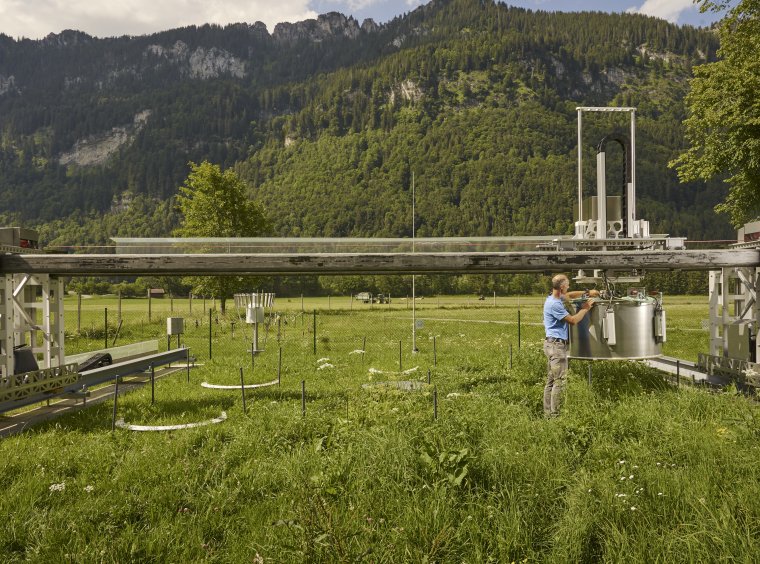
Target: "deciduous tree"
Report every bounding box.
[175,161,269,311]
[670,0,760,226]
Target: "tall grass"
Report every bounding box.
[2,297,753,561]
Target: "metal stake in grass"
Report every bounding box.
[313,310,317,355]
[150,363,155,404]
[208,308,212,359]
[427,367,431,385]
[104,307,108,350]
[509,343,513,369]
[111,374,120,432]
[278,346,282,386]
[240,367,247,414]
[433,385,438,420]
[301,380,306,417]
[399,340,402,372]
[186,348,191,384]
[518,309,521,350]
[433,336,437,367]
[676,359,680,388]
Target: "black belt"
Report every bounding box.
[546,337,568,344]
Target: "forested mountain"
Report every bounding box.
[0,0,732,246]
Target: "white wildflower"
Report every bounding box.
[618,460,626,465]
[629,474,634,480]
[402,366,419,374]
[316,358,330,364]
[84,485,94,493]
[630,506,637,511]
[657,492,664,496]
[446,393,462,399]
[348,349,365,355]
[620,477,626,481]
[368,368,385,374]
[615,493,627,498]
[317,363,334,370]
[49,482,66,492]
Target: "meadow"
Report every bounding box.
[2,295,758,562]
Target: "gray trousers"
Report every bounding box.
[543,340,568,416]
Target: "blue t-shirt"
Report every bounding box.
[544,295,569,340]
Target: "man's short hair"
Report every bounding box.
[552,274,568,291]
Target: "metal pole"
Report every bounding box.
[433,336,437,367]
[167,334,171,352]
[208,308,212,359]
[433,385,438,420]
[186,348,190,383]
[148,289,152,322]
[77,292,82,332]
[518,309,521,350]
[510,343,513,369]
[189,292,192,314]
[313,310,317,355]
[399,340,402,372]
[493,291,496,307]
[104,307,108,350]
[676,359,680,388]
[151,364,155,404]
[240,367,247,414]
[278,346,282,386]
[170,293,174,314]
[118,290,122,323]
[111,375,119,432]
[301,380,306,417]
[578,107,583,224]
[427,367,431,384]
[301,294,304,313]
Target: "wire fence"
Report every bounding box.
[62,292,546,374]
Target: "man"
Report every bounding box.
[543,274,599,417]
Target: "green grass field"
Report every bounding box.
[3,295,757,562]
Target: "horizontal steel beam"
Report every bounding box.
[1,250,758,276]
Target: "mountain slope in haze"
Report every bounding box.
[0,0,731,245]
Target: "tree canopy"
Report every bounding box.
[671,0,760,227]
[175,160,269,310]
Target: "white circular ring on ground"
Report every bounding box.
[115,411,227,432]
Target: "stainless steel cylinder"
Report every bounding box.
[569,296,664,360]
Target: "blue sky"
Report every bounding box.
[0,0,721,40]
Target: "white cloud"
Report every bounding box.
[626,0,695,23]
[0,0,318,39]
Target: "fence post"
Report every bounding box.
[433,385,438,420]
[313,310,317,355]
[148,288,152,322]
[278,346,282,386]
[151,364,155,404]
[208,308,212,359]
[189,292,192,314]
[118,290,122,323]
[104,307,108,350]
[399,340,402,372]
[170,293,174,315]
[77,292,82,332]
[301,380,306,417]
